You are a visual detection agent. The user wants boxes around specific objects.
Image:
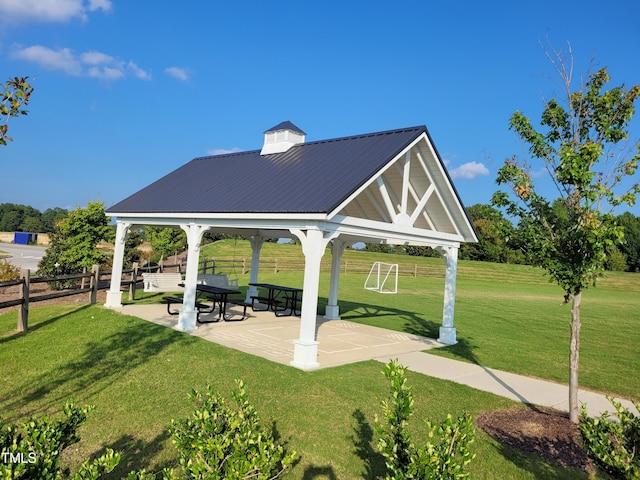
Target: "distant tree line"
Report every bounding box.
[0,202,69,233]
[3,201,638,272]
[366,203,640,272]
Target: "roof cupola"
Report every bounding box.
[260,121,306,155]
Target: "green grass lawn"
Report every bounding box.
[2,240,637,478]
[202,239,640,400]
[1,306,597,479]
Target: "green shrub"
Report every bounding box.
[168,381,297,480]
[580,397,640,479]
[606,246,628,272]
[376,359,475,479]
[0,401,120,479]
[0,258,20,281]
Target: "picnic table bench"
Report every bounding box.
[164,284,250,323]
[163,296,210,319]
[249,283,302,316]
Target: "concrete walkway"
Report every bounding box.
[120,303,638,419]
[376,351,639,420]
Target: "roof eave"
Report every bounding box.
[109,211,328,221]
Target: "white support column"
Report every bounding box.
[245,235,265,303]
[324,238,347,320]
[176,223,208,332]
[290,228,333,370]
[437,245,459,344]
[105,221,131,309]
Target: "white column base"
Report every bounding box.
[290,339,320,370]
[438,326,457,345]
[104,291,123,309]
[176,309,198,332]
[324,305,340,320]
[245,285,259,304]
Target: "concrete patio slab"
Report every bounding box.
[116,303,638,419]
[117,303,444,369]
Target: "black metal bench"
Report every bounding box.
[163,296,212,319]
[250,296,282,312]
[224,299,252,321]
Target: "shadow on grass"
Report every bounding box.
[351,408,385,479]
[1,310,198,419]
[95,430,174,478]
[0,304,92,345]
[301,465,338,479]
[336,298,441,340]
[96,420,300,478]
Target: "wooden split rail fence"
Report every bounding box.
[0,256,442,333]
[199,257,444,278]
[0,266,101,333]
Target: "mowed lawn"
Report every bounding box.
[0,242,637,479]
[202,240,640,399]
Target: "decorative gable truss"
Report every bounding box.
[330,133,475,245]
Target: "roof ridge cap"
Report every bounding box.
[302,125,425,146]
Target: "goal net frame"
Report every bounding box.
[364,262,398,294]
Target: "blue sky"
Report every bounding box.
[1,0,639,215]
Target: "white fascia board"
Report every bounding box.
[109,213,328,231]
[329,214,463,246]
[328,133,426,219]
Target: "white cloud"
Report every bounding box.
[165,67,189,82]
[12,45,82,75]
[80,50,115,65]
[128,61,152,80]
[87,0,111,12]
[208,148,242,155]
[448,161,490,180]
[11,44,151,82]
[87,65,124,81]
[0,0,112,24]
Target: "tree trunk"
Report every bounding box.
[569,290,582,423]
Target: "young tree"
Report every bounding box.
[492,47,640,423]
[1,76,34,146]
[38,201,112,280]
[146,227,187,263]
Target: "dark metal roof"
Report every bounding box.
[107,126,426,215]
[264,120,306,135]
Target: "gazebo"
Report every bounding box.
[105,122,477,370]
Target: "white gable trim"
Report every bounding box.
[328,133,477,243]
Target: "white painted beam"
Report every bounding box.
[376,177,397,223]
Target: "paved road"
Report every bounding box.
[0,242,46,271]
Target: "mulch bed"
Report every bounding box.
[476,406,595,472]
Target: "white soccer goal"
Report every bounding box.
[364,262,398,294]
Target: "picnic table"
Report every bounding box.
[249,282,302,316]
[165,284,249,323]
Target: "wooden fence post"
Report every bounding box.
[81,266,87,289]
[90,265,99,304]
[18,269,29,332]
